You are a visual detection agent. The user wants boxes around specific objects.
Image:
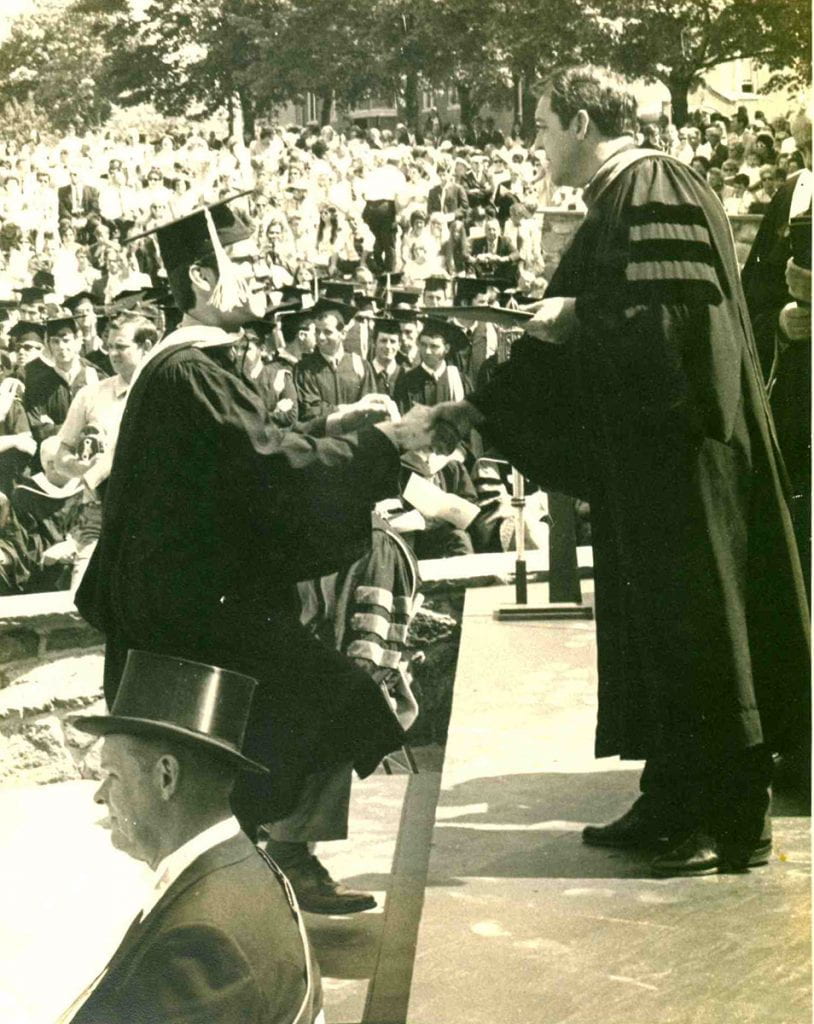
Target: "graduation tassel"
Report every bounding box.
[205,207,248,313]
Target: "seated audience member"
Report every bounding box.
[24,311,101,448]
[402,240,444,287]
[53,315,157,589]
[467,218,519,285]
[427,165,469,221]
[368,317,406,397]
[65,650,324,1024]
[469,456,550,553]
[295,299,378,426]
[749,165,782,211]
[394,317,470,414]
[723,174,756,216]
[400,210,429,267]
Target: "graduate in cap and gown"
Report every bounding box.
[75,194,436,912]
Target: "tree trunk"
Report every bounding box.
[458,82,474,130]
[667,76,692,127]
[404,71,420,130]
[521,75,536,141]
[239,87,255,140]
[319,89,333,126]
[511,72,521,127]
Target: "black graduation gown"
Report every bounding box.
[75,341,405,828]
[472,150,810,763]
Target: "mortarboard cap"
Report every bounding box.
[423,276,450,294]
[308,297,357,325]
[17,286,47,306]
[320,280,356,303]
[454,276,503,305]
[45,310,78,337]
[389,287,422,308]
[370,317,403,338]
[418,315,471,351]
[280,283,313,303]
[9,320,46,341]
[353,291,377,312]
[390,306,422,324]
[126,192,254,276]
[64,291,96,312]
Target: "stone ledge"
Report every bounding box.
[0,651,103,722]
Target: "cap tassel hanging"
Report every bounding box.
[205,207,247,313]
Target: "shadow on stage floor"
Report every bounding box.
[341,768,810,890]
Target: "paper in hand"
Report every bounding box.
[403,473,480,530]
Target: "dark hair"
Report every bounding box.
[545,65,638,138]
[167,254,217,312]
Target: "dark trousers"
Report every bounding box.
[639,745,773,850]
[362,200,397,273]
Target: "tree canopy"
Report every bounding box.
[0,0,807,134]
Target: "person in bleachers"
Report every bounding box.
[467,217,520,286]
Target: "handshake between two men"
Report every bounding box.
[331,391,482,456]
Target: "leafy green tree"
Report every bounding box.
[0,5,119,131]
[585,0,812,125]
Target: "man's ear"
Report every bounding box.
[573,110,590,140]
[188,263,213,294]
[154,754,181,801]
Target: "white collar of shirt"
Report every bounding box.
[141,816,240,921]
[321,346,345,370]
[110,373,129,399]
[373,358,397,376]
[420,361,446,380]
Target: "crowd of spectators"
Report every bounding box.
[0,102,804,595]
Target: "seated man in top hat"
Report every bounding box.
[65,649,324,1024]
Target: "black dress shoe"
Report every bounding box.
[582,800,680,849]
[282,854,377,915]
[651,831,772,877]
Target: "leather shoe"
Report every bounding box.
[282,853,377,915]
[651,831,772,877]
[582,800,681,849]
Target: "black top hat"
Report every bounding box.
[70,649,268,774]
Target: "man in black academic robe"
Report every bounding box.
[428,67,810,877]
[75,198,435,906]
